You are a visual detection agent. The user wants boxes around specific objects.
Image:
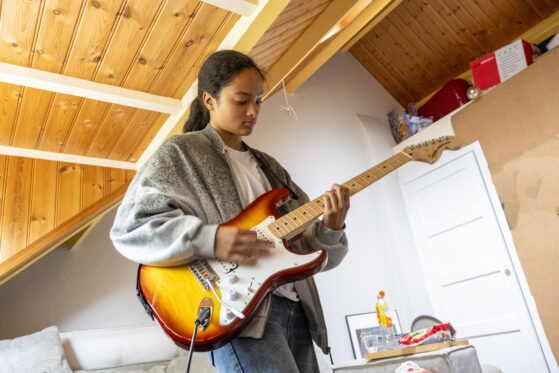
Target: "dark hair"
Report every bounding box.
[183,50,265,133]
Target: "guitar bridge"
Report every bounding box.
[189,259,218,290]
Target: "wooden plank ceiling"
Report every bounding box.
[349,0,559,106]
[1,0,558,284]
[248,0,331,71]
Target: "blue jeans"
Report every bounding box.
[209,294,320,373]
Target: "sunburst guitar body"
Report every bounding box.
[138,136,463,352]
[138,188,327,351]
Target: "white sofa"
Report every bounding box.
[1,323,335,372]
[61,324,216,372]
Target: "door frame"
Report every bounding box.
[398,141,557,371]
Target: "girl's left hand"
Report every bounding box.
[322,184,350,231]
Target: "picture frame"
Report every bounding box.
[345,310,401,359]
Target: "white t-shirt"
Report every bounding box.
[225,145,267,208]
[225,145,299,302]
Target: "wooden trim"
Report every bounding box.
[518,8,559,43]
[286,0,402,94]
[233,0,290,54]
[64,211,108,250]
[248,4,326,54]
[0,62,182,114]
[341,2,402,51]
[0,184,129,285]
[200,0,258,17]
[0,145,137,170]
[262,0,360,99]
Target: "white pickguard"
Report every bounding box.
[208,216,323,326]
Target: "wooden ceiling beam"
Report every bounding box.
[285,0,403,95]
[0,145,137,170]
[0,62,182,115]
[137,0,290,168]
[519,8,559,47]
[62,208,113,250]
[341,2,401,52]
[201,0,258,17]
[262,0,362,99]
[231,0,291,54]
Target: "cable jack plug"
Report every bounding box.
[196,297,213,331]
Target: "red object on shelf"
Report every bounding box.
[418,79,470,122]
[470,39,533,90]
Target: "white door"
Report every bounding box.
[399,142,553,372]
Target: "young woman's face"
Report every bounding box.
[204,68,263,150]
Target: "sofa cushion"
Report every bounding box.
[74,355,213,373]
[0,326,72,373]
[60,324,183,371]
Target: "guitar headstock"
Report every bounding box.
[403,136,463,164]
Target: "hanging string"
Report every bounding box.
[278,80,298,120]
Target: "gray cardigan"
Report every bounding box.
[110,125,348,354]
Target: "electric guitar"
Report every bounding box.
[138,136,463,351]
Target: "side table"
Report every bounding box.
[332,343,482,373]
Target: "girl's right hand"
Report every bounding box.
[214,225,273,265]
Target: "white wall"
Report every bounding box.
[250,51,430,363]
[0,51,430,365]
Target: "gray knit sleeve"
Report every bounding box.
[110,141,217,267]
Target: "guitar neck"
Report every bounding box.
[269,151,413,239]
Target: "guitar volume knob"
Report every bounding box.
[223,307,235,321]
[224,274,238,284]
[225,289,240,301]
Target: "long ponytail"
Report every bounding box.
[183,96,209,133]
[182,50,264,133]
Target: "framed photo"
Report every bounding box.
[345,310,401,359]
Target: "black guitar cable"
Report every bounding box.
[185,319,200,373]
[185,305,212,373]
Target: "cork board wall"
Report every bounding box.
[451,46,559,361]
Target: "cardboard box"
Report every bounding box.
[470,39,533,90]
